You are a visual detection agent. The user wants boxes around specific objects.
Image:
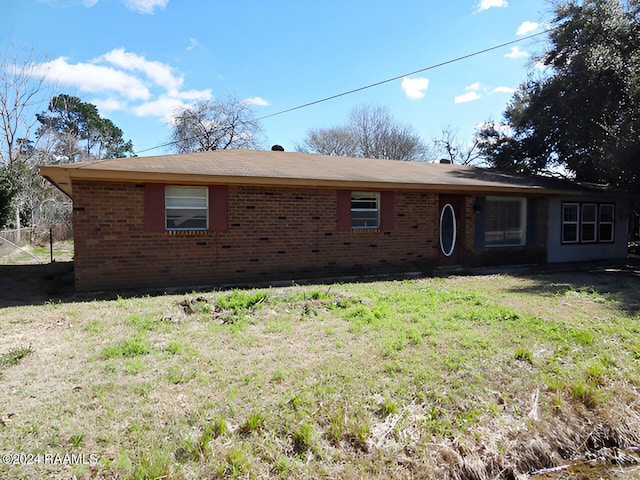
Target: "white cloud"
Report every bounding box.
[177,89,213,102]
[41,0,168,12]
[96,48,183,91]
[133,95,186,119]
[475,0,508,13]
[92,97,128,113]
[39,0,98,6]
[401,77,429,100]
[517,21,539,36]
[135,89,213,121]
[187,38,202,51]
[453,83,483,103]
[243,97,270,107]
[30,50,213,123]
[122,0,168,14]
[491,86,516,94]
[505,46,529,59]
[455,92,481,104]
[31,57,151,100]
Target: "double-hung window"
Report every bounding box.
[598,204,615,242]
[581,204,597,243]
[484,196,527,247]
[165,186,208,230]
[351,192,380,230]
[562,203,579,243]
[561,203,615,244]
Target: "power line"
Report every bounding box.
[256,28,553,121]
[134,28,553,156]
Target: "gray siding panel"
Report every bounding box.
[547,197,628,263]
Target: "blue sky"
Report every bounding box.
[3,0,552,157]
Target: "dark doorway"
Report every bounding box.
[438,195,465,264]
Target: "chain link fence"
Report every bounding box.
[0,224,73,264]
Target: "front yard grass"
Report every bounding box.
[1,271,639,479]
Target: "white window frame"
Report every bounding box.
[580,203,597,243]
[484,196,527,247]
[562,203,580,244]
[598,204,615,243]
[165,186,208,231]
[561,202,615,244]
[351,192,380,230]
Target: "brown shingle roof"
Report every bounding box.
[40,149,609,198]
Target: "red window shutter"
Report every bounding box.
[144,183,165,232]
[380,191,395,231]
[209,185,228,233]
[337,190,351,232]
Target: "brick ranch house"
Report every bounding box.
[40,149,628,292]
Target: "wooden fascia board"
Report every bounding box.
[39,166,73,198]
[70,173,552,195]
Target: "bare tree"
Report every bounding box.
[0,44,49,168]
[296,126,358,157]
[296,104,430,161]
[432,126,483,166]
[0,44,52,228]
[169,95,264,153]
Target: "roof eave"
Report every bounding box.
[39,165,620,199]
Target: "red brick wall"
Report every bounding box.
[71,182,548,291]
[72,182,460,291]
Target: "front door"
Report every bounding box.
[438,195,465,264]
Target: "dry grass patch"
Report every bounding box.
[1,273,640,479]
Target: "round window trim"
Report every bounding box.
[439,203,457,257]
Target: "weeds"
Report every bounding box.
[291,421,316,455]
[570,382,605,408]
[377,397,398,418]
[216,444,251,478]
[239,411,266,436]
[2,274,640,479]
[514,348,533,364]
[166,365,196,384]
[131,447,173,480]
[100,337,151,359]
[70,433,85,448]
[0,346,32,378]
[218,290,268,314]
[178,417,227,462]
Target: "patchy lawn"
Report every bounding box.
[1,267,640,479]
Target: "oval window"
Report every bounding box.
[440,203,457,257]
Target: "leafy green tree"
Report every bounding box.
[477,0,640,188]
[0,166,17,227]
[36,94,134,162]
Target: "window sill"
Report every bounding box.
[351,228,380,233]
[165,230,209,236]
[483,243,526,248]
[561,240,615,245]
